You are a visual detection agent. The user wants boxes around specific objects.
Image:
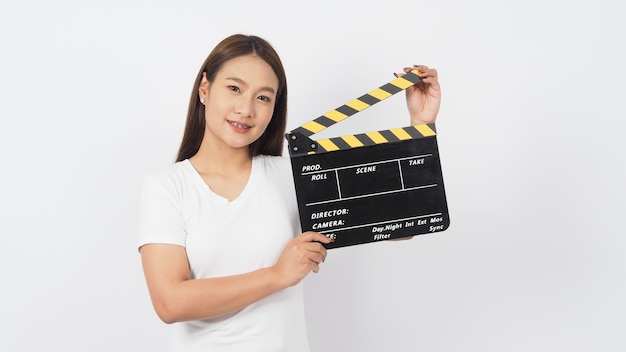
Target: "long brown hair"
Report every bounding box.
[176,34,288,162]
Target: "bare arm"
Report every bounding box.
[140,231,331,324]
[390,64,442,242]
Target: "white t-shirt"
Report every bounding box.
[139,155,309,352]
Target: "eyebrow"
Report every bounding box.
[225,76,276,95]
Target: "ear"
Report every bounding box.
[198,72,209,104]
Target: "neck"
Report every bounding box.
[189,137,252,177]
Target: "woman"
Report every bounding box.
[139,34,441,351]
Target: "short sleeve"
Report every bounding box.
[138,172,187,250]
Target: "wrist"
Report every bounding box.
[266,265,291,290]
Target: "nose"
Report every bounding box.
[235,97,254,118]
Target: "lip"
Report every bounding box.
[227,120,252,133]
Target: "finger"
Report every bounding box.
[308,247,327,263]
[417,68,438,80]
[402,65,428,74]
[298,231,334,244]
[311,263,320,273]
[308,251,325,265]
[397,66,433,86]
[415,69,439,88]
[303,243,328,264]
[396,66,417,77]
[408,66,438,83]
[420,76,440,90]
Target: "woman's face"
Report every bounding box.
[200,54,279,152]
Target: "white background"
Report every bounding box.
[1,0,624,351]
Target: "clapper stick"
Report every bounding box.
[286,70,432,155]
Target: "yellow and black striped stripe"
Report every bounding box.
[314,123,436,153]
[288,70,423,138]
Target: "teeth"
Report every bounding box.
[229,121,250,129]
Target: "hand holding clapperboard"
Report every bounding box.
[285,69,450,249]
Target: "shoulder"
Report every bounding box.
[145,160,189,180]
[142,160,193,195]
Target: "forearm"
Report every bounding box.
[141,233,331,324]
[153,266,287,324]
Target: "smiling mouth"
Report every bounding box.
[228,120,251,129]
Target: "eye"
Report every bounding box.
[228,85,240,93]
[257,95,272,103]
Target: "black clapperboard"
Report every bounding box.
[285,69,449,249]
